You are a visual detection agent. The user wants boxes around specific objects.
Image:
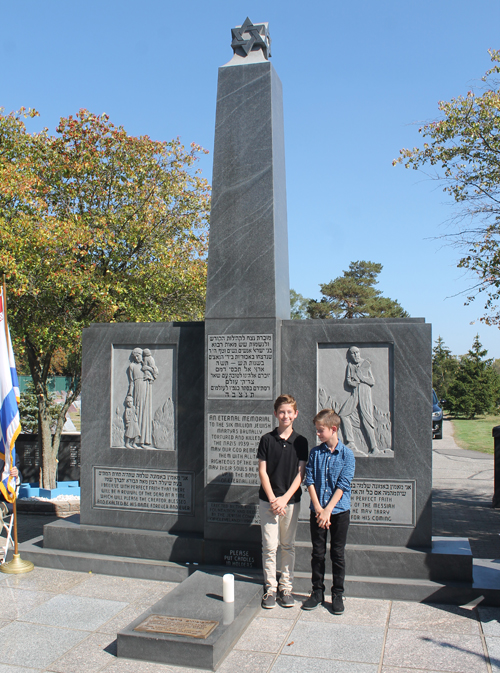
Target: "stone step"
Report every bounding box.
[290,538,473,583]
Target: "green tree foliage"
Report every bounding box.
[18,382,59,434]
[447,335,499,418]
[290,289,310,319]
[306,261,408,319]
[0,108,210,488]
[394,49,500,325]
[432,336,459,402]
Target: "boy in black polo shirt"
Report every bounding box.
[257,394,309,609]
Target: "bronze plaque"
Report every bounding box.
[134,615,219,639]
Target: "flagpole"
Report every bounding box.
[0,273,33,574]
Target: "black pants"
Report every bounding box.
[310,509,350,595]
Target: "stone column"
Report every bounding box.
[204,19,290,566]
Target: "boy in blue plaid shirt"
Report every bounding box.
[302,409,355,614]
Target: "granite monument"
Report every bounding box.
[32,18,473,615]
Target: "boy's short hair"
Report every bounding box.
[313,409,341,429]
[274,394,297,412]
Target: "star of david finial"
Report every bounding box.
[231,17,271,60]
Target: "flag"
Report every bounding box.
[0,286,20,503]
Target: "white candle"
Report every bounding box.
[223,573,234,603]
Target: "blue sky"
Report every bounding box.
[2,0,499,358]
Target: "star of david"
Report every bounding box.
[231,17,271,59]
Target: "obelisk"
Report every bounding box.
[204,18,290,565]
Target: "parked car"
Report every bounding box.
[432,389,443,440]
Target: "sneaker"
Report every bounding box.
[278,589,295,608]
[301,589,324,610]
[261,589,277,609]
[331,593,344,614]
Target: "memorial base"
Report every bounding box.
[117,570,262,671]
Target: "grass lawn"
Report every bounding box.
[449,412,500,454]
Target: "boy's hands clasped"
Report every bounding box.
[270,495,288,516]
[315,506,332,529]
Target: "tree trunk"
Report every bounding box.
[40,416,57,490]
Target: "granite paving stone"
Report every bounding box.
[271,656,379,673]
[383,628,488,672]
[478,606,500,637]
[48,632,118,673]
[285,621,385,663]
[0,621,89,669]
[234,616,295,653]
[380,666,452,673]
[0,585,53,620]
[65,573,162,602]
[0,666,41,673]
[22,593,127,631]
[103,658,212,672]
[483,636,500,673]
[299,597,390,627]
[217,650,276,673]
[1,567,87,594]
[389,601,480,634]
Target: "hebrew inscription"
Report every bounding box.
[93,467,193,514]
[207,334,273,399]
[207,413,273,485]
[318,344,393,457]
[351,479,415,526]
[111,345,175,450]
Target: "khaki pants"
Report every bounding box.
[259,499,300,592]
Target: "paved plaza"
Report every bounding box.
[0,419,498,673]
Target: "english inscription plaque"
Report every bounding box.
[93,467,193,514]
[134,615,219,639]
[207,334,273,399]
[223,547,257,568]
[207,501,260,525]
[350,479,415,526]
[207,413,273,485]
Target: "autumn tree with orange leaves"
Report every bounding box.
[0,108,210,488]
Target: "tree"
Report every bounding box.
[290,289,310,319]
[432,336,459,402]
[0,108,210,488]
[306,261,409,319]
[446,335,499,418]
[394,49,500,325]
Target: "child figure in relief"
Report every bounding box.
[141,349,159,383]
[124,396,141,448]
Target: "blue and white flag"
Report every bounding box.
[0,286,20,503]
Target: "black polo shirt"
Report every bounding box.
[257,429,309,503]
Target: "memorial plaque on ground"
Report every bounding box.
[207,334,273,399]
[350,479,415,526]
[207,413,273,484]
[134,615,219,639]
[93,467,193,514]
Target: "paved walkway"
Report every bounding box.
[0,419,498,672]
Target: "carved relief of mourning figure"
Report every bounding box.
[340,346,380,455]
[124,396,140,448]
[127,348,155,448]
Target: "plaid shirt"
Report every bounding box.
[304,440,355,513]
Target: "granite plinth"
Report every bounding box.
[281,318,432,548]
[117,570,262,670]
[206,61,289,321]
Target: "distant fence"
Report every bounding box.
[19,376,76,394]
[16,434,81,483]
